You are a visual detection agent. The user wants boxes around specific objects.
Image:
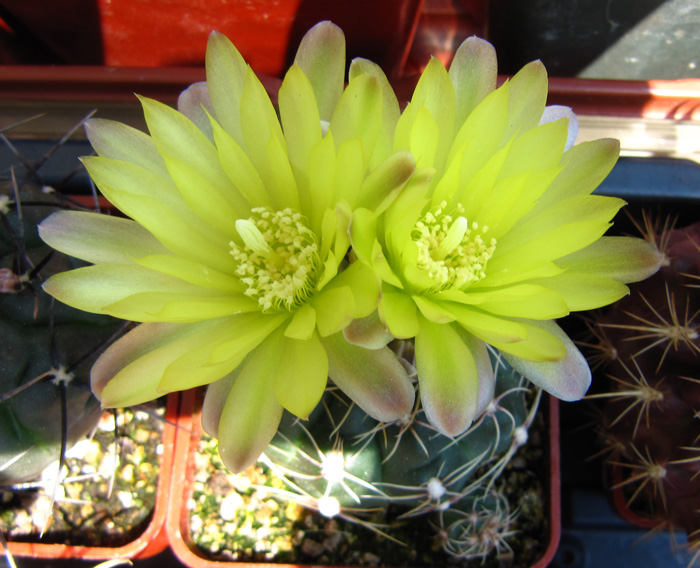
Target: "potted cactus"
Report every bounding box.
[168,362,562,567]
[19,12,665,567]
[583,211,700,567]
[0,116,175,561]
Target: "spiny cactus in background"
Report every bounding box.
[256,345,543,562]
[0,117,123,487]
[583,213,700,564]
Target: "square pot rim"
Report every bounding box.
[5,392,178,560]
[166,388,561,568]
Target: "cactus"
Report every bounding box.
[0,118,169,555]
[190,346,548,565]
[584,213,700,564]
[0,118,123,486]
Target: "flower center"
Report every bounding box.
[411,202,496,291]
[230,207,320,312]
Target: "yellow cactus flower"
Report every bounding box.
[39,22,416,472]
[349,38,663,438]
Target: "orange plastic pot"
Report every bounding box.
[166,389,561,568]
[4,393,178,561]
[0,0,424,80]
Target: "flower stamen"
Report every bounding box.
[411,202,496,292]
[230,207,320,312]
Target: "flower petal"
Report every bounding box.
[446,303,528,344]
[239,67,299,210]
[471,284,570,320]
[444,84,509,188]
[491,195,626,269]
[460,330,496,417]
[307,133,337,235]
[500,60,548,145]
[212,338,285,473]
[205,30,248,146]
[263,121,302,211]
[538,138,620,207]
[334,138,365,206]
[93,319,227,407]
[161,154,245,235]
[502,320,591,400]
[329,73,382,167]
[294,21,345,123]
[484,317,567,362]
[413,294,457,323]
[85,118,168,178]
[528,272,629,311]
[556,236,663,283]
[38,210,168,265]
[415,316,479,437]
[379,284,419,338]
[81,156,233,272]
[177,81,214,141]
[384,176,430,259]
[540,105,578,151]
[348,207,377,266]
[312,285,355,337]
[321,331,415,422]
[348,57,400,169]
[274,331,328,419]
[209,115,270,209]
[332,260,380,319]
[284,303,317,340]
[44,264,256,322]
[160,312,287,392]
[279,63,322,213]
[448,36,497,129]
[343,310,394,350]
[357,150,416,216]
[134,254,243,292]
[397,57,456,171]
[140,96,242,214]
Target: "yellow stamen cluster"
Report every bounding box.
[230,207,320,312]
[411,202,496,291]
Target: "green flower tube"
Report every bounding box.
[39,22,416,472]
[348,37,663,437]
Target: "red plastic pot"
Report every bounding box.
[165,389,561,568]
[4,393,177,561]
[0,0,424,80]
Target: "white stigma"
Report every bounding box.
[436,216,469,259]
[234,219,270,255]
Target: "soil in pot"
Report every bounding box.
[0,400,166,548]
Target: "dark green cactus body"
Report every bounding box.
[262,350,538,558]
[0,183,121,485]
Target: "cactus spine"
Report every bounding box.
[0,117,122,487]
[205,344,547,564]
[585,213,700,564]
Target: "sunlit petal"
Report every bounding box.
[503,320,591,400]
[322,332,415,422]
[415,315,478,436]
[39,210,168,265]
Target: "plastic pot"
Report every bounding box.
[165,388,561,568]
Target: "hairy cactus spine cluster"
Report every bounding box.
[584,213,700,563]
